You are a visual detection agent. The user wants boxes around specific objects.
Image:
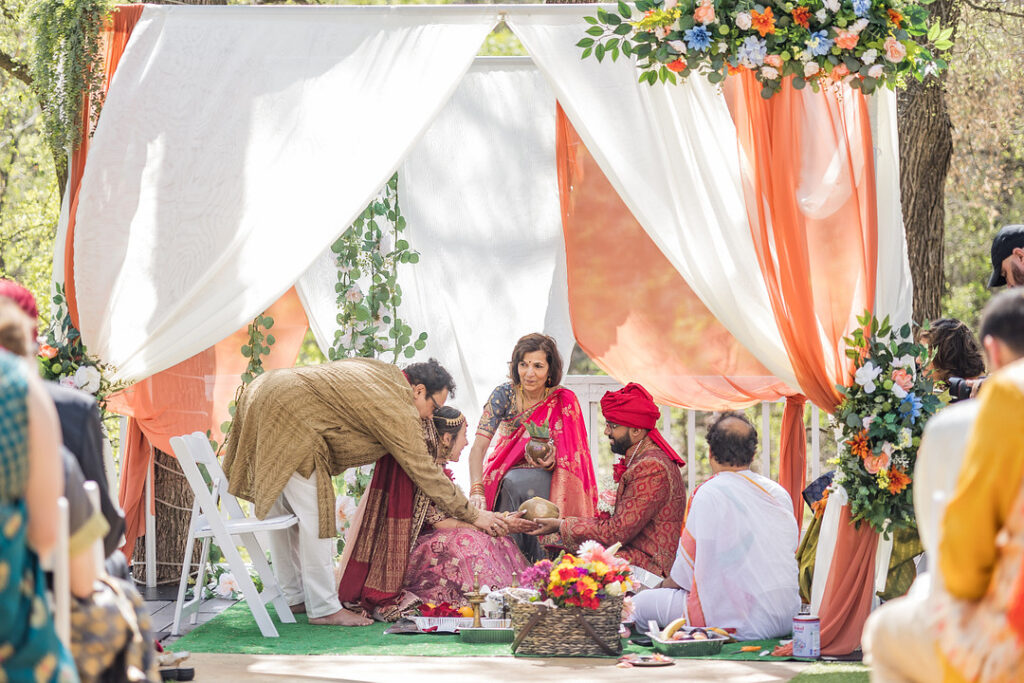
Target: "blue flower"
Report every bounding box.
[806,30,834,57]
[852,0,871,16]
[736,36,768,67]
[684,25,713,52]
[899,393,923,424]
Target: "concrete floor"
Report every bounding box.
[185,653,810,682]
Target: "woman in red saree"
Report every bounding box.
[469,333,597,561]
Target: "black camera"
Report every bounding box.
[947,377,973,402]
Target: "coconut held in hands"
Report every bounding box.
[518,497,560,521]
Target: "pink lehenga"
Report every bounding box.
[404,504,530,607]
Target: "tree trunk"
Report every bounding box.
[898,0,961,324]
[131,448,200,585]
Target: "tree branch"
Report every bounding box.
[0,47,32,87]
[963,0,1024,19]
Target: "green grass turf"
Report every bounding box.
[168,603,795,660]
[789,663,870,682]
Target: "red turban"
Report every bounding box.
[600,383,684,466]
[0,279,38,340]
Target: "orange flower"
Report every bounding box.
[38,344,59,360]
[750,7,776,36]
[791,6,811,29]
[693,0,716,25]
[891,368,914,391]
[888,468,911,494]
[667,58,687,73]
[846,429,870,459]
[727,63,745,75]
[835,29,860,50]
[831,63,850,81]
[812,488,830,519]
[887,8,904,27]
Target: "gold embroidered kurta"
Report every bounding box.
[223,358,478,538]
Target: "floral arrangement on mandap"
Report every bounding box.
[832,312,942,536]
[37,283,121,404]
[519,541,632,609]
[579,0,952,97]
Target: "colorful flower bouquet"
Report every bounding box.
[832,312,942,535]
[579,0,952,97]
[519,541,633,610]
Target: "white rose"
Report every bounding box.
[823,0,840,11]
[815,9,827,22]
[73,365,102,394]
[654,25,669,39]
[803,61,820,78]
[735,12,752,29]
[862,415,875,429]
[718,42,728,54]
[215,572,239,598]
[668,40,687,53]
[852,18,869,33]
[760,66,780,80]
[606,581,624,597]
[892,383,908,399]
[854,361,883,394]
[868,64,885,79]
[861,48,878,64]
[881,442,895,457]
[345,285,364,304]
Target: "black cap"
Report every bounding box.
[989,224,1024,288]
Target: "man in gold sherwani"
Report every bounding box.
[224,357,509,625]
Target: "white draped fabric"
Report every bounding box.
[507,12,800,390]
[73,5,497,381]
[299,60,574,455]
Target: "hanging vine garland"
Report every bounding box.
[29,0,113,171]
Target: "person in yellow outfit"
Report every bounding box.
[934,289,1024,682]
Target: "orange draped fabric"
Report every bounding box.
[779,395,808,522]
[64,4,144,329]
[723,73,878,411]
[109,288,309,558]
[818,505,879,655]
[555,106,810,521]
[555,106,794,411]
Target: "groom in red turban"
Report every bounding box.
[530,382,687,578]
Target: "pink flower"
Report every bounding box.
[884,37,907,63]
[694,0,716,25]
[868,64,885,79]
[891,368,914,392]
[864,450,890,475]
[765,54,783,69]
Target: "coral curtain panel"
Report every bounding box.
[64,4,144,329]
[108,288,309,557]
[555,110,794,411]
[723,73,878,412]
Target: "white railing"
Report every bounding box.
[563,375,824,495]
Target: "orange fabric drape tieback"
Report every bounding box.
[65,4,145,329]
[778,395,808,524]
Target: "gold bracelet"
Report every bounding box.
[470,482,485,496]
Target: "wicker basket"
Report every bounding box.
[510,596,623,657]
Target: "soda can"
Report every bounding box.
[792,614,820,658]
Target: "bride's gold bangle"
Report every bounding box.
[470,482,485,496]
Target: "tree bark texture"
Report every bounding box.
[131,449,200,585]
[897,0,962,324]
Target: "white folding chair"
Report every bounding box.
[170,432,298,637]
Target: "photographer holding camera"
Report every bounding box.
[923,318,986,402]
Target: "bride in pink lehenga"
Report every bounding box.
[404,407,532,607]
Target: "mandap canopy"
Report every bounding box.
[55,4,912,550]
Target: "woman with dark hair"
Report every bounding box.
[403,407,531,607]
[923,318,986,401]
[468,333,597,562]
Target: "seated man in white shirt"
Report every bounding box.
[632,413,800,640]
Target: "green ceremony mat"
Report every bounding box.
[169,602,804,661]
